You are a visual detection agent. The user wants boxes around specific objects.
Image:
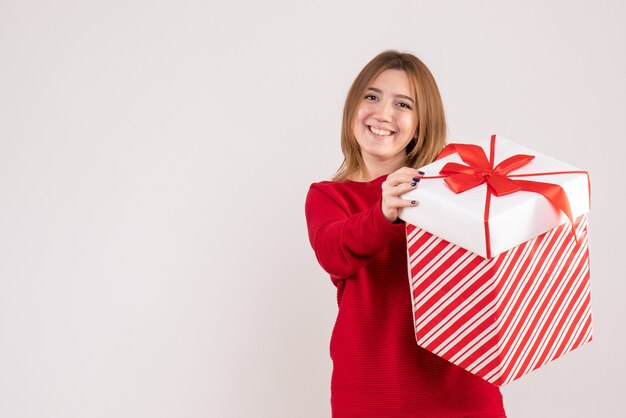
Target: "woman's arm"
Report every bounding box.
[305,184,404,278]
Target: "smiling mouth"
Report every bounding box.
[369,126,395,136]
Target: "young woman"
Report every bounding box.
[305,51,507,417]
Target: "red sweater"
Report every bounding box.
[305,175,506,418]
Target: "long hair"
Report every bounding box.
[333,50,447,181]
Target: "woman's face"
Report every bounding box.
[353,69,418,168]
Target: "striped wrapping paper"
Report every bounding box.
[406,214,592,386]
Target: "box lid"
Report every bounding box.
[399,135,590,258]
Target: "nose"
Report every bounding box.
[373,101,393,122]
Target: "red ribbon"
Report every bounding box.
[434,134,584,259]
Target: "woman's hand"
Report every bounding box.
[381,167,423,223]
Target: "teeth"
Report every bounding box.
[370,126,393,136]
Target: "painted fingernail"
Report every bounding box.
[412,177,421,182]
[411,200,417,205]
[411,182,417,187]
[418,170,425,175]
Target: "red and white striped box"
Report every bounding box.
[400,135,592,385]
[406,215,591,386]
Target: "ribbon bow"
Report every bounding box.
[435,135,579,258]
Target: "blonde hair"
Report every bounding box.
[333,50,447,181]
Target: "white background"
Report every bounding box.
[1,0,624,417]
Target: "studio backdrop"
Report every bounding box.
[1,0,624,417]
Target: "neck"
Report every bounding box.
[356,154,406,182]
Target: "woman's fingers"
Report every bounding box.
[396,181,420,194]
[383,175,419,188]
[382,188,419,219]
[382,195,418,222]
[381,167,425,222]
[383,179,420,198]
[386,173,420,187]
[387,196,419,208]
[385,169,424,188]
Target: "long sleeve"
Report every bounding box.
[305,182,405,278]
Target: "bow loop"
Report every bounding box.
[443,173,487,193]
[454,144,492,170]
[440,162,483,177]
[494,154,535,175]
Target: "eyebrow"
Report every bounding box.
[367,87,415,104]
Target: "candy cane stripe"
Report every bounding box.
[407,215,592,385]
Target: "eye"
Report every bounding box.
[398,102,413,110]
[364,94,378,101]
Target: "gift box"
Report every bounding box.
[399,135,592,385]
